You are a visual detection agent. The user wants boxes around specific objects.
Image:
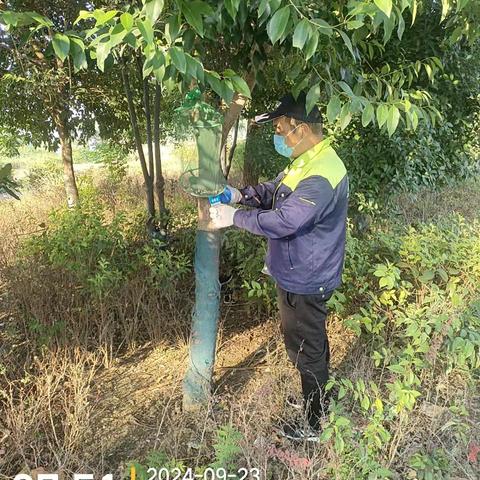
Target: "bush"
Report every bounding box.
[221,228,277,316]
[331,120,479,204]
[26,157,63,189]
[6,192,195,349]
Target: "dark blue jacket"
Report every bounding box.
[233,138,349,297]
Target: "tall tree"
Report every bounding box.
[0,2,101,206]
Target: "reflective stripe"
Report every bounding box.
[299,197,316,206]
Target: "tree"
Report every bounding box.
[0,2,103,207]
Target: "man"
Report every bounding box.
[209,92,349,441]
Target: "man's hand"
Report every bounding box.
[209,204,237,229]
[219,185,242,204]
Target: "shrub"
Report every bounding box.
[26,157,63,189]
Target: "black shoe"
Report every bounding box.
[279,419,321,442]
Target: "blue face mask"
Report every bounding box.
[273,123,303,158]
[273,134,293,158]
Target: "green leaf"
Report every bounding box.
[223,68,237,78]
[152,52,166,82]
[109,23,127,48]
[327,95,341,123]
[144,0,164,24]
[347,20,364,29]
[397,11,405,39]
[379,277,394,289]
[120,12,134,31]
[292,74,310,100]
[74,10,95,25]
[387,105,400,136]
[292,18,310,49]
[96,41,111,71]
[206,72,222,96]
[258,0,270,18]
[313,18,333,36]
[339,103,352,130]
[165,14,180,44]
[70,37,87,71]
[431,56,443,70]
[374,0,392,17]
[169,47,186,73]
[267,6,290,44]
[181,1,204,37]
[207,73,234,103]
[231,75,251,98]
[361,103,374,126]
[360,395,370,410]
[441,0,450,22]
[419,270,435,283]
[319,427,333,441]
[387,364,405,374]
[143,58,154,78]
[137,19,154,44]
[124,32,137,48]
[189,55,204,83]
[376,104,389,128]
[456,0,469,12]
[437,268,448,282]
[335,435,345,452]
[306,83,321,114]
[225,0,241,20]
[304,30,319,61]
[340,31,355,61]
[411,109,419,130]
[449,26,463,44]
[95,10,118,26]
[52,33,70,62]
[424,63,433,82]
[335,416,350,427]
[411,0,417,25]
[337,81,353,97]
[25,11,53,27]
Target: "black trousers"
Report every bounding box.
[276,284,332,429]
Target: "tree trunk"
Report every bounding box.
[138,57,155,212]
[225,116,240,180]
[53,110,79,208]
[182,74,256,411]
[243,119,259,186]
[120,63,155,218]
[182,198,221,410]
[153,82,167,224]
[220,72,256,152]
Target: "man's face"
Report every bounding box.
[273,116,307,155]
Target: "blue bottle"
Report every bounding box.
[208,186,231,206]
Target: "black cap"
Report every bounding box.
[254,91,322,125]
